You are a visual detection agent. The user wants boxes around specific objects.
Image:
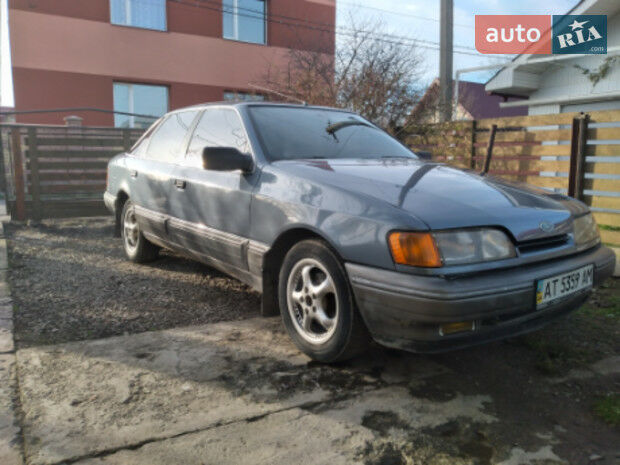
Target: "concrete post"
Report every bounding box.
[439,0,454,122]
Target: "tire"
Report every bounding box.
[278,239,370,363]
[120,200,159,263]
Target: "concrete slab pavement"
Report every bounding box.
[0,354,22,465]
[0,221,22,465]
[16,318,495,465]
[76,408,376,465]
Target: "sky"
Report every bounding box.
[336,0,577,87]
[0,0,578,107]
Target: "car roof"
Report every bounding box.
[168,101,357,115]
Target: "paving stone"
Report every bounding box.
[0,319,13,332]
[0,326,14,353]
[0,281,10,299]
[0,240,7,271]
[0,354,23,465]
[0,305,12,320]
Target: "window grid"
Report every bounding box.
[110,0,167,31]
[223,0,267,45]
[113,82,168,128]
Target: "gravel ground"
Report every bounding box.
[6,217,261,347]
[5,217,620,369]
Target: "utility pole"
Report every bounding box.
[439,0,453,122]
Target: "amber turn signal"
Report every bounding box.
[388,232,442,267]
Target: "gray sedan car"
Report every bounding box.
[104,102,615,362]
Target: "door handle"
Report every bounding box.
[129,170,138,178]
[174,179,186,190]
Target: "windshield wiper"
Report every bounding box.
[325,120,372,135]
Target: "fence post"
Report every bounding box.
[469,120,477,170]
[10,129,26,221]
[122,129,132,153]
[481,124,497,175]
[0,129,6,199]
[27,127,42,221]
[568,114,589,200]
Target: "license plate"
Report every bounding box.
[536,264,593,309]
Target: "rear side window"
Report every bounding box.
[186,108,251,166]
[146,111,199,162]
[130,117,163,158]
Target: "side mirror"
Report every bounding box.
[202,147,254,173]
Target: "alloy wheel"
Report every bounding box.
[286,258,339,344]
[123,206,139,253]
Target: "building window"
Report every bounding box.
[110,0,167,31]
[223,91,265,102]
[113,83,168,128]
[223,0,266,45]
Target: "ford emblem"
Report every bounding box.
[539,221,554,233]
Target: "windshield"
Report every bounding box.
[248,106,417,161]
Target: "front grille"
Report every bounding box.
[517,234,569,254]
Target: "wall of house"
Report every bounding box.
[8,0,335,125]
[11,68,225,126]
[528,12,620,115]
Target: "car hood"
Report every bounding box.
[271,158,588,242]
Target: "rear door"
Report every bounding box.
[167,107,257,270]
[128,110,200,240]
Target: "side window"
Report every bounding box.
[130,118,163,158]
[186,109,251,166]
[146,111,199,162]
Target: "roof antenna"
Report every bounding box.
[248,83,308,106]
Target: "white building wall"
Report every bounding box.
[528,12,620,115]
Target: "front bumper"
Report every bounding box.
[346,245,616,353]
[103,191,116,214]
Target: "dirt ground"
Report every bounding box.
[5,217,620,465]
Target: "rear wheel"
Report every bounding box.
[121,200,159,263]
[278,239,370,362]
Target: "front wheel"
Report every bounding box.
[278,239,370,362]
[121,200,159,263]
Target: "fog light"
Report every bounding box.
[439,321,476,336]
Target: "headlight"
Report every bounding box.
[433,228,516,266]
[388,228,515,267]
[573,213,600,249]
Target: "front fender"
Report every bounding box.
[251,167,427,270]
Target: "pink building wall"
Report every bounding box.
[9,0,335,126]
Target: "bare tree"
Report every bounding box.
[260,16,425,135]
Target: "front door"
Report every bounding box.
[129,110,200,241]
[167,107,258,270]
